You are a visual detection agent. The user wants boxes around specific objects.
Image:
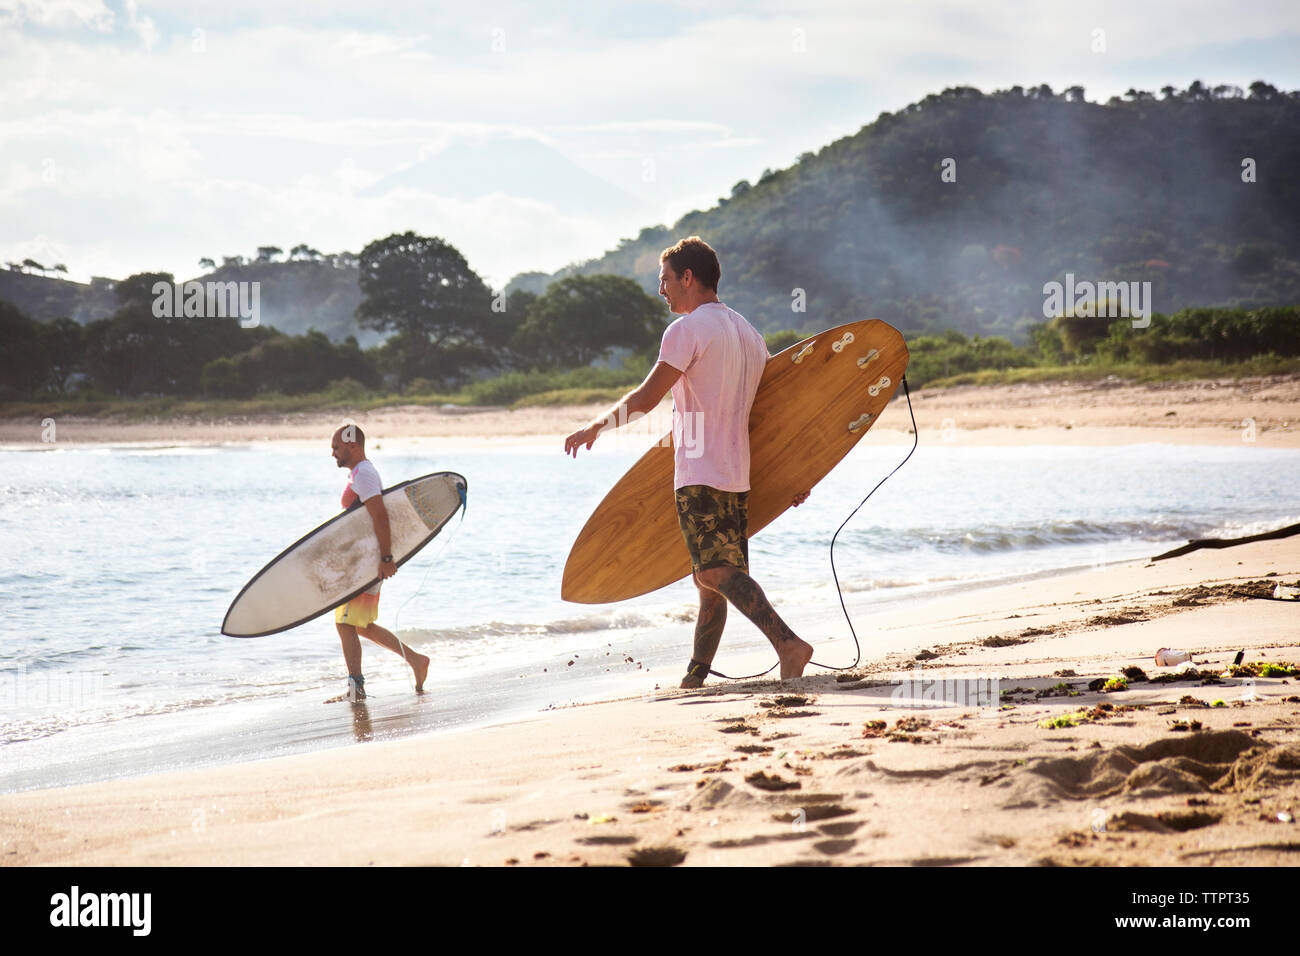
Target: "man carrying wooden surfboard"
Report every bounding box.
[564,237,814,687]
[330,424,430,701]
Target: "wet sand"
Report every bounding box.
[3,538,1296,867]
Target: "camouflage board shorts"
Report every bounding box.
[675,484,750,574]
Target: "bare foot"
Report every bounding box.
[778,638,814,680]
[412,653,430,692]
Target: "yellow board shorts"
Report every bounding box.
[335,581,381,628]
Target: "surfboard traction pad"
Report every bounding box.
[406,477,465,530]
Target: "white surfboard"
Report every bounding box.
[221,471,467,637]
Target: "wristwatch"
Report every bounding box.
[381,554,394,563]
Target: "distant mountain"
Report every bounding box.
[360,135,651,218]
[0,257,379,345]
[185,258,377,345]
[519,82,1300,341]
[0,270,118,324]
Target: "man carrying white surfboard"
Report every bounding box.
[330,424,430,701]
[564,236,814,687]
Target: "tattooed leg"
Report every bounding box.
[697,566,814,679]
[681,582,727,688]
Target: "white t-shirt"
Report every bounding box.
[656,301,769,492]
[345,459,382,505]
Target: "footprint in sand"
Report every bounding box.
[707,832,816,849]
[744,770,801,792]
[760,695,815,708]
[1106,810,1221,833]
[771,803,856,823]
[813,838,857,856]
[627,845,686,867]
[817,821,864,836]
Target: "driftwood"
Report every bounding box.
[1151,521,1300,562]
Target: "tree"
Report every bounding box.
[256,246,283,263]
[0,300,48,398]
[355,232,500,386]
[510,274,667,370]
[40,317,84,391]
[81,271,265,396]
[200,356,248,398]
[198,257,216,270]
[114,271,173,312]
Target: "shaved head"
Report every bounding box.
[333,423,365,447]
[331,423,366,468]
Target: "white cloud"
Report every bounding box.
[332,30,428,59]
[124,0,159,50]
[2,1,1298,286]
[0,0,114,31]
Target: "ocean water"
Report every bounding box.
[2,433,1296,792]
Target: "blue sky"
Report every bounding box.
[2,0,1299,288]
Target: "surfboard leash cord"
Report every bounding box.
[707,375,919,681]
[391,497,469,687]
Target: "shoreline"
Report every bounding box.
[2,378,1298,448]
[3,537,1297,866]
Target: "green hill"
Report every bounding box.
[521,82,1300,341]
[0,270,118,324]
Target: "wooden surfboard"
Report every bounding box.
[562,319,908,604]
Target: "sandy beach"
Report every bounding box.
[3,377,1298,868]
[3,376,1299,449]
[3,535,1296,867]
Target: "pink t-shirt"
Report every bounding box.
[657,302,769,492]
